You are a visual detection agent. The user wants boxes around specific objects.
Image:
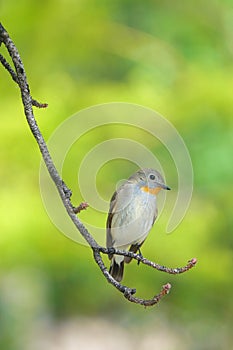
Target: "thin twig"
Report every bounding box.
[0,52,48,108]
[124,283,171,307]
[92,247,171,306]
[0,22,197,307]
[0,52,18,83]
[73,202,89,214]
[100,247,197,274]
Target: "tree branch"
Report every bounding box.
[0,23,197,307]
[99,248,197,274]
[0,51,47,108]
[73,202,89,214]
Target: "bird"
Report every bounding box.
[106,168,170,282]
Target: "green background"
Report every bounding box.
[0,1,232,349]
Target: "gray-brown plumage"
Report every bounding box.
[106,168,170,282]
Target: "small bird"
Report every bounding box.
[106,168,170,282]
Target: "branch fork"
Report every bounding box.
[0,23,197,307]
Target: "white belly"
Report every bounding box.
[110,191,157,248]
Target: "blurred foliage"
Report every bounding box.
[0,0,233,349]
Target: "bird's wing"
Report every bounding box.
[152,207,158,226]
[106,182,134,248]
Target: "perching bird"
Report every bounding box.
[106,168,170,282]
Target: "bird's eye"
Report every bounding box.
[149,174,155,180]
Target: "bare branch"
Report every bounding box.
[100,247,197,274]
[0,23,197,307]
[93,246,172,306]
[73,202,89,214]
[124,283,171,307]
[31,98,48,108]
[0,52,18,83]
[0,49,47,108]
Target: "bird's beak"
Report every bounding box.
[161,184,171,190]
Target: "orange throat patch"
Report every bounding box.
[141,186,162,195]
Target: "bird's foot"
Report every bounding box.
[137,248,144,266]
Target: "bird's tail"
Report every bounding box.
[109,257,124,282]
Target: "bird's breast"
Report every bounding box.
[110,188,157,247]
